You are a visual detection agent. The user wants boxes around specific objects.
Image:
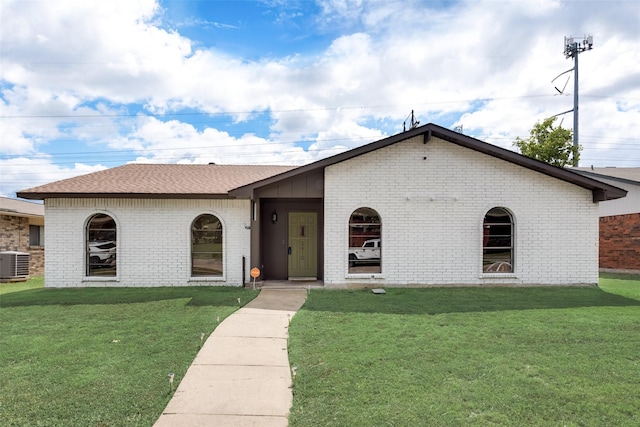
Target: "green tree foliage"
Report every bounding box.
[513,117,580,167]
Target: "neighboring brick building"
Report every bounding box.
[17,124,627,288]
[0,197,45,277]
[573,168,640,272]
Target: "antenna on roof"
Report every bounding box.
[403,110,420,132]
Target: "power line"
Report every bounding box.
[0,94,561,120]
[2,133,637,162]
[3,93,637,122]
[4,141,638,173]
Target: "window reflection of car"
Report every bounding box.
[348,239,381,267]
[88,241,116,265]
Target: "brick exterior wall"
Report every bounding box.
[323,136,600,287]
[43,198,250,287]
[41,136,603,288]
[0,214,45,276]
[599,213,640,270]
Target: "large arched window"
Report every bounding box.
[86,213,117,276]
[348,207,381,273]
[483,207,513,273]
[191,214,223,276]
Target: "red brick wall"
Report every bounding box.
[599,213,640,270]
[0,214,45,276]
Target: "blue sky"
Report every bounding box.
[165,1,331,58]
[1,0,639,198]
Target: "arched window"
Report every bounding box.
[86,213,117,276]
[348,207,381,273]
[191,214,223,276]
[483,207,513,273]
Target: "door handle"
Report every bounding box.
[288,246,292,255]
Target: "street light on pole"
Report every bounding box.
[563,35,593,167]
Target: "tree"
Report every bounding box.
[513,117,580,167]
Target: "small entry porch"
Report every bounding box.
[258,198,324,281]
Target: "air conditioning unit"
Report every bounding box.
[0,251,30,281]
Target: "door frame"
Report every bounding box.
[287,211,318,279]
[258,199,323,281]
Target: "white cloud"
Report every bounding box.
[1,0,639,199]
[0,0,191,103]
[127,116,310,165]
[0,156,107,198]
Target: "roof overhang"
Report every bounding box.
[426,126,627,202]
[16,124,626,204]
[0,197,45,217]
[0,209,43,218]
[229,125,430,199]
[15,192,233,200]
[230,123,627,203]
[571,169,640,187]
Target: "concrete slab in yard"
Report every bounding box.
[245,289,308,311]
[162,365,293,416]
[154,414,288,427]
[214,310,292,339]
[193,336,289,366]
[153,289,308,427]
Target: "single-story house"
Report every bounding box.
[572,167,640,272]
[0,197,45,277]
[17,123,627,288]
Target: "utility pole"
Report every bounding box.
[563,35,593,166]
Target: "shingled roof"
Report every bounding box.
[0,196,44,217]
[17,123,628,203]
[17,164,295,200]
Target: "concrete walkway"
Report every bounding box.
[154,288,308,427]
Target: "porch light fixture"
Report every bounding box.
[271,211,278,224]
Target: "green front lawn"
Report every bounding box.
[599,271,640,299]
[288,275,640,426]
[0,278,258,426]
[1,274,638,426]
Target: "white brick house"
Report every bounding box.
[18,124,626,288]
[42,198,251,287]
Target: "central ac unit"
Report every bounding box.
[0,251,30,280]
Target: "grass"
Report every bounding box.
[0,277,258,427]
[599,271,640,300]
[0,276,44,295]
[1,274,638,426]
[288,274,640,426]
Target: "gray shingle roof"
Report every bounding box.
[17,164,295,199]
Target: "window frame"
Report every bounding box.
[85,213,117,278]
[29,224,43,247]
[190,213,224,278]
[348,207,382,275]
[482,207,514,274]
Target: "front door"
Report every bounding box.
[288,212,317,278]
